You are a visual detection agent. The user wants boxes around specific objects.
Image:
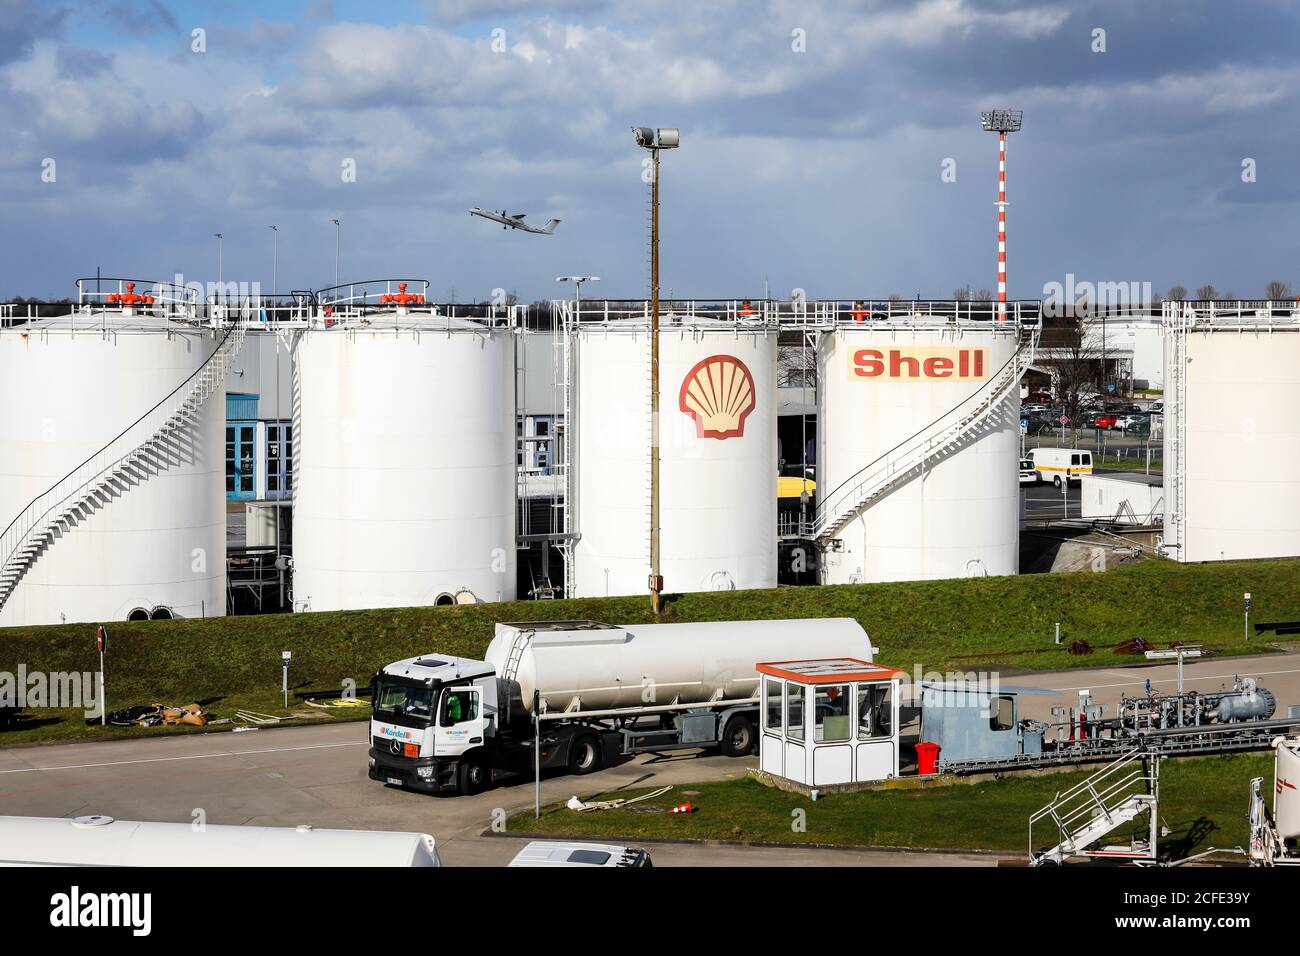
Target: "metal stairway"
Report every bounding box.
[813,328,1038,544]
[1029,750,1161,866]
[0,322,246,614]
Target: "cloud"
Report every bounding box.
[0,0,1299,301]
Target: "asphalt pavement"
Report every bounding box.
[3,650,1294,866]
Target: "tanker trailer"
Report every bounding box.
[368,617,874,795]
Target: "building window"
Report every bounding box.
[227,422,256,499]
[266,422,292,499]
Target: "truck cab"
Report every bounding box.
[369,655,499,795]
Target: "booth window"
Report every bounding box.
[786,685,805,742]
[763,678,782,733]
[857,683,893,739]
[990,695,1014,731]
[814,684,852,742]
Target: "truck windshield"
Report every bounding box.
[374,682,436,725]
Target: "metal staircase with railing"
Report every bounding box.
[813,327,1038,544]
[0,322,246,614]
[1029,750,1161,866]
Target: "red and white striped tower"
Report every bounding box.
[980,110,1022,322]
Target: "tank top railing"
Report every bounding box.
[812,331,1037,543]
[554,298,1042,332]
[0,324,246,612]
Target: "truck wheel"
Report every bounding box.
[721,716,756,758]
[456,756,490,796]
[1052,475,1062,489]
[568,735,603,775]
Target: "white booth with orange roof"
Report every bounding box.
[757,658,904,787]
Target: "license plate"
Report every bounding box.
[386,777,402,786]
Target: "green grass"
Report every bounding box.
[506,753,1267,859]
[2,557,1298,746]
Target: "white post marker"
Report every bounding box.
[1054,622,1061,645]
[96,624,108,727]
[282,651,292,708]
[1244,592,1252,643]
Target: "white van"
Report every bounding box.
[1027,447,1093,487]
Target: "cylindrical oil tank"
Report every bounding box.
[291,316,516,611]
[1276,740,1300,839]
[572,318,777,597]
[0,815,439,867]
[1163,325,1300,562]
[0,315,226,627]
[817,325,1021,583]
[484,617,873,714]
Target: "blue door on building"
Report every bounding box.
[226,422,257,500]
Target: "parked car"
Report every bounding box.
[1093,414,1119,429]
[1149,401,1164,414]
[1019,458,1038,485]
[508,841,653,867]
[1113,413,1145,431]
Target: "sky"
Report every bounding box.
[1,0,1298,303]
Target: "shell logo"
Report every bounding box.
[679,354,756,440]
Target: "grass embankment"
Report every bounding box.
[507,753,1266,860]
[2,557,1298,745]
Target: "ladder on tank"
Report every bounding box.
[0,322,247,614]
[1029,750,1161,866]
[1160,301,1189,556]
[812,326,1039,545]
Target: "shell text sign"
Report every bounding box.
[679,354,756,439]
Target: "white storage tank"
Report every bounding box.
[291,311,516,610]
[816,323,1023,583]
[572,316,778,597]
[484,617,874,714]
[0,309,228,627]
[1163,308,1300,562]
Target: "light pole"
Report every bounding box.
[632,126,679,616]
[555,275,599,320]
[269,225,278,302]
[330,218,341,287]
[214,232,224,287]
[979,109,1022,321]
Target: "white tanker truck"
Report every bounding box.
[368,617,874,795]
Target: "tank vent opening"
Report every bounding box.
[434,593,455,607]
[127,607,150,622]
[149,606,175,620]
[454,589,477,605]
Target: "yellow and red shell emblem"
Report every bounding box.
[678,354,756,439]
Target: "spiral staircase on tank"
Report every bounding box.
[0,323,246,615]
[812,325,1038,546]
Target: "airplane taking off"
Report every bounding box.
[469,207,561,234]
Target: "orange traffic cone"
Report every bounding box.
[671,802,694,814]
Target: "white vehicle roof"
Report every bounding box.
[379,653,492,683]
[508,841,648,867]
[0,815,440,867]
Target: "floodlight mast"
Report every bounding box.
[631,127,679,616]
[979,110,1023,321]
